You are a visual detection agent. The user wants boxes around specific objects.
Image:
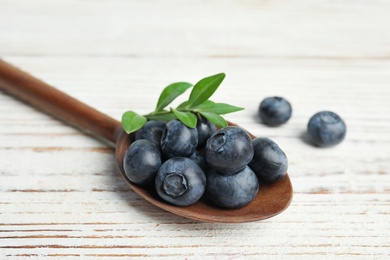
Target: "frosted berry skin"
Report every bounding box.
[204,126,254,175]
[249,137,288,184]
[155,157,206,207]
[307,111,347,147]
[196,116,217,148]
[160,119,198,159]
[189,150,210,173]
[135,120,166,145]
[259,96,292,126]
[123,139,162,186]
[206,166,259,209]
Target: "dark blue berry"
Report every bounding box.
[135,120,166,145]
[123,139,162,186]
[160,119,198,159]
[206,166,259,209]
[307,111,347,147]
[259,96,292,126]
[196,116,217,148]
[249,137,288,184]
[205,126,254,175]
[189,150,210,173]
[155,157,206,206]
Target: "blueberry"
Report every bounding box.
[189,150,210,173]
[160,119,198,159]
[307,111,347,147]
[123,139,162,186]
[155,157,206,206]
[206,166,259,209]
[135,120,166,145]
[196,116,217,148]
[205,126,254,175]
[249,137,288,184]
[259,96,292,126]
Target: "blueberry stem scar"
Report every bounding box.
[162,173,188,198]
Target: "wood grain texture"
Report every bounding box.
[1,0,390,258]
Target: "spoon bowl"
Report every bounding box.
[115,127,293,223]
[0,59,293,223]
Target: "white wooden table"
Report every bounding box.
[1,0,390,258]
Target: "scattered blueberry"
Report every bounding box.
[206,166,259,209]
[160,119,198,159]
[205,126,254,175]
[135,120,166,145]
[259,96,292,126]
[249,137,288,184]
[196,116,217,148]
[155,157,206,206]
[307,111,347,147]
[123,139,162,186]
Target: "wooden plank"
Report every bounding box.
[1,0,390,258]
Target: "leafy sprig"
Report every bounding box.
[121,73,244,134]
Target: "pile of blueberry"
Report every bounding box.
[123,116,288,209]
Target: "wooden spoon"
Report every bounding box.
[0,59,293,223]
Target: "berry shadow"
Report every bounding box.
[251,112,262,124]
[299,130,312,146]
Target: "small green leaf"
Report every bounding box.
[193,101,244,115]
[122,111,147,134]
[187,73,225,107]
[176,100,190,110]
[171,108,197,128]
[192,100,215,107]
[199,112,228,128]
[155,82,192,111]
[146,112,177,122]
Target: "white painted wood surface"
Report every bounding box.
[1,0,390,258]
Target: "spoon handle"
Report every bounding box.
[0,59,121,146]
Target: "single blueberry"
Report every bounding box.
[259,96,292,126]
[155,157,206,206]
[135,120,166,145]
[205,126,254,175]
[189,150,210,173]
[123,139,162,186]
[160,119,198,159]
[206,166,259,209]
[196,116,217,148]
[249,137,288,184]
[307,111,347,147]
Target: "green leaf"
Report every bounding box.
[121,111,147,134]
[176,100,190,110]
[187,73,225,107]
[192,100,215,107]
[171,108,197,128]
[155,82,193,111]
[199,112,228,128]
[193,101,244,115]
[146,112,177,122]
